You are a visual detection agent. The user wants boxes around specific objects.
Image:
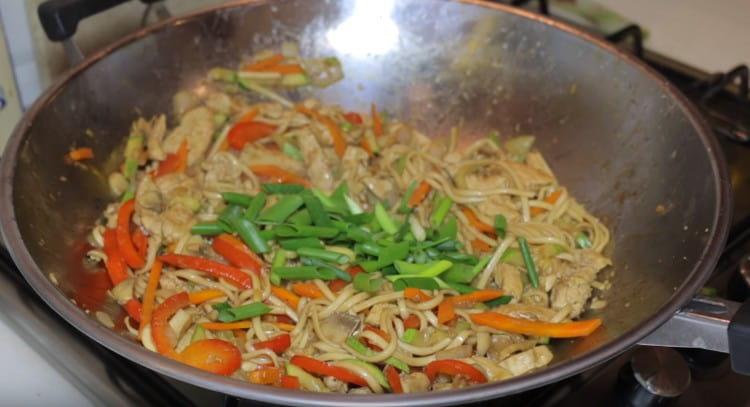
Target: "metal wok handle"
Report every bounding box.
[38,0,170,64]
[639,293,750,374]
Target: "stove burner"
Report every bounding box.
[628,347,692,403]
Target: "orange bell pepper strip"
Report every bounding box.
[371,103,383,136]
[424,360,487,383]
[132,229,148,259]
[123,299,142,323]
[265,64,305,74]
[531,189,563,216]
[280,375,300,389]
[291,282,324,299]
[253,333,291,354]
[275,323,296,332]
[384,365,403,394]
[408,181,432,208]
[437,301,456,325]
[211,234,263,274]
[201,321,253,331]
[437,290,504,325]
[470,312,602,338]
[158,254,253,289]
[471,239,493,253]
[116,200,145,269]
[180,339,242,376]
[290,355,368,387]
[103,229,129,285]
[227,121,277,150]
[404,287,433,303]
[461,207,496,236]
[243,54,284,71]
[188,289,226,304]
[151,292,190,359]
[155,140,188,178]
[403,314,420,329]
[68,147,94,161]
[249,366,283,385]
[270,286,300,309]
[249,164,310,187]
[139,260,162,332]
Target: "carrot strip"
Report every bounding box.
[408,181,432,208]
[68,147,94,161]
[360,136,373,155]
[531,189,563,216]
[275,322,296,332]
[404,287,433,302]
[158,254,253,289]
[471,239,493,253]
[461,207,495,235]
[202,321,253,331]
[265,64,305,74]
[437,300,455,325]
[470,312,602,338]
[155,140,188,178]
[139,260,163,332]
[103,229,129,285]
[291,282,324,299]
[449,289,504,307]
[212,234,263,274]
[295,106,347,158]
[243,54,284,71]
[403,314,420,330]
[371,103,383,136]
[249,164,310,187]
[116,200,145,269]
[270,286,300,309]
[249,366,283,385]
[188,289,226,304]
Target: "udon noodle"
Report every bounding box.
[86,47,611,394]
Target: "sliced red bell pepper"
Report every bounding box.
[424,359,487,383]
[180,339,242,376]
[155,140,188,178]
[116,200,145,269]
[403,314,420,330]
[151,292,190,359]
[227,121,277,150]
[123,298,142,323]
[343,112,363,125]
[132,229,148,259]
[211,234,263,274]
[384,365,403,393]
[280,375,300,389]
[253,334,291,354]
[290,355,368,387]
[158,254,253,289]
[249,164,310,187]
[103,228,129,285]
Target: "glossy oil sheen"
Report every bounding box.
[0,1,730,405]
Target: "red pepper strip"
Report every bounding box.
[424,359,487,384]
[343,112,363,125]
[363,325,390,352]
[253,334,291,354]
[180,339,242,376]
[280,375,300,389]
[116,200,145,269]
[211,234,263,274]
[248,367,283,385]
[371,103,383,136]
[403,314,420,330]
[132,229,148,259]
[227,121,277,150]
[384,365,403,394]
[68,147,94,161]
[158,254,253,289]
[290,355,368,387]
[123,299,142,323]
[470,312,602,338]
[264,64,305,74]
[155,140,188,178]
[461,207,496,236]
[328,266,363,292]
[103,229,129,285]
[249,164,311,187]
[151,292,190,359]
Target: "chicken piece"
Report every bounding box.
[361,176,396,203]
[432,374,471,391]
[297,130,334,191]
[145,115,167,161]
[494,303,559,322]
[202,152,244,189]
[323,376,348,393]
[239,145,305,175]
[402,372,430,393]
[319,313,360,343]
[498,346,553,376]
[162,107,215,166]
[550,276,593,318]
[521,288,549,307]
[498,264,523,300]
[205,92,232,115]
[172,90,200,118]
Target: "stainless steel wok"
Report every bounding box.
[1,0,746,405]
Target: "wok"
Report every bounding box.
[1,0,747,405]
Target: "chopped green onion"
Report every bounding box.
[353,272,384,292]
[191,325,206,343]
[301,190,332,227]
[355,242,381,257]
[222,192,254,207]
[396,155,408,175]
[575,232,593,249]
[378,241,410,266]
[401,328,418,344]
[430,196,453,227]
[393,260,452,277]
[272,266,336,281]
[296,247,349,265]
[262,183,305,194]
[244,192,267,220]
[219,205,243,225]
[436,216,458,240]
[346,226,373,243]
[342,213,374,225]
[391,277,440,291]
[443,256,490,283]
[500,247,525,267]
[443,280,476,294]
[259,195,304,223]
[399,181,418,214]
[216,302,271,322]
[485,295,513,308]
[518,237,539,288]
[344,195,363,215]
[325,245,356,263]
[279,237,324,250]
[441,252,478,265]
[288,209,312,226]
[340,121,354,132]
[270,249,288,285]
[282,142,303,161]
[273,224,339,238]
[190,222,228,236]
[232,218,269,254]
[374,203,398,235]
[494,214,507,239]
[301,257,351,282]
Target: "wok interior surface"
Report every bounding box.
[2,0,728,404]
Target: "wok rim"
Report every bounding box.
[0,0,731,405]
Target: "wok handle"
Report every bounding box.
[37,0,167,64]
[638,296,750,374]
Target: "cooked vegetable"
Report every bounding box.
[158,254,253,289]
[68,147,94,161]
[470,312,602,338]
[424,359,486,383]
[517,237,540,288]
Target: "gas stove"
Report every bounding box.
[2,1,750,406]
